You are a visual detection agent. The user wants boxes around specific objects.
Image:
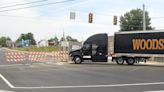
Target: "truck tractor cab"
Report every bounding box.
[69,33,108,64]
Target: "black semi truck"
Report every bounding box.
[69,30,164,65]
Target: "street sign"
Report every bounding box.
[70,12,76,20]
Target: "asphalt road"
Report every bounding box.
[0,62,164,92]
[0,48,164,92]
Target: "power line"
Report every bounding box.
[0,11,163,28]
[0,0,48,9]
[69,10,164,19]
[0,14,152,27]
[0,1,28,5]
[0,0,75,12]
[75,11,114,16]
[2,1,89,17]
[0,13,113,26]
[1,14,164,29]
[0,14,39,19]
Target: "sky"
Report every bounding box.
[0,0,164,42]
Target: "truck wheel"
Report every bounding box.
[126,58,135,65]
[116,57,124,65]
[73,56,82,64]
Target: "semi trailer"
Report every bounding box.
[69,30,164,65]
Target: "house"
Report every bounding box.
[48,39,57,46]
[37,40,48,47]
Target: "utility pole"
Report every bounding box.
[143,4,146,31]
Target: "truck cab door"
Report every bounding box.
[82,43,92,60]
[92,44,107,62]
[82,33,108,62]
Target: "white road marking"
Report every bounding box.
[144,90,164,92]
[14,82,164,89]
[0,74,14,88]
[1,73,164,89]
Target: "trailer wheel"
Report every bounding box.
[116,57,124,65]
[126,58,135,65]
[73,56,82,64]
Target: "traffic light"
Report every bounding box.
[113,16,117,25]
[88,13,93,23]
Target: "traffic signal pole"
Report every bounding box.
[143,4,146,31]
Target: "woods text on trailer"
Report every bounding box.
[69,30,164,65]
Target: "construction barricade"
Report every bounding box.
[52,51,68,61]
[5,51,25,63]
[4,51,69,64]
[28,52,48,63]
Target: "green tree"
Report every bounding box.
[16,32,36,45]
[66,36,78,42]
[0,36,11,47]
[120,8,153,31]
[49,36,59,45]
[60,35,78,42]
[54,36,59,44]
